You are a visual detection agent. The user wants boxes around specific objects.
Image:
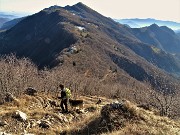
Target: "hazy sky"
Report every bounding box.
[0,0,180,22]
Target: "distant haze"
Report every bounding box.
[115,18,180,30]
[0,0,180,22]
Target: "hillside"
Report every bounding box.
[0,17,26,31]
[0,92,179,135]
[131,24,180,53]
[0,12,23,28]
[0,1,179,112]
[177,32,180,37]
[0,2,178,111]
[0,2,179,84]
[0,18,10,28]
[0,3,179,134]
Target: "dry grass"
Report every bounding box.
[0,56,179,134]
[0,55,179,119]
[60,110,100,132]
[0,93,104,134]
[0,93,180,134]
[102,100,180,135]
[104,121,180,135]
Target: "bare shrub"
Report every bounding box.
[0,54,179,118]
[0,55,38,98]
[132,76,180,118]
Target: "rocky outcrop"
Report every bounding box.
[100,100,138,131]
[0,93,179,135]
[0,132,11,135]
[0,121,7,127]
[25,88,37,96]
[69,99,180,135]
[12,110,27,122]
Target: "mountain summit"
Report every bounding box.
[0,3,179,90]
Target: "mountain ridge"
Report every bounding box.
[0,3,179,91]
[115,18,180,30]
[131,24,180,53]
[0,4,180,134]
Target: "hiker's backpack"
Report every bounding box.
[65,88,71,98]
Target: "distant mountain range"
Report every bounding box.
[115,18,180,31]
[0,12,17,27]
[0,3,179,90]
[0,17,26,30]
[0,11,30,28]
[176,30,180,37]
[130,24,180,53]
[0,18,10,28]
[177,32,180,37]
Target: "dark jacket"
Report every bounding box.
[61,89,67,99]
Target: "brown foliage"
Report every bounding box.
[0,55,179,118]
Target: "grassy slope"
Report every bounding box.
[0,93,179,135]
[0,93,111,134]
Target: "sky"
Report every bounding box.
[0,0,180,22]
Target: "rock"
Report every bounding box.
[70,46,79,54]
[0,132,5,135]
[109,101,123,109]
[38,120,51,129]
[25,87,37,96]
[75,109,84,114]
[0,121,7,127]
[4,92,15,102]
[0,132,11,135]
[12,110,27,122]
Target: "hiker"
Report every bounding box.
[59,84,71,113]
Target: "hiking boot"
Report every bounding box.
[64,110,69,113]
